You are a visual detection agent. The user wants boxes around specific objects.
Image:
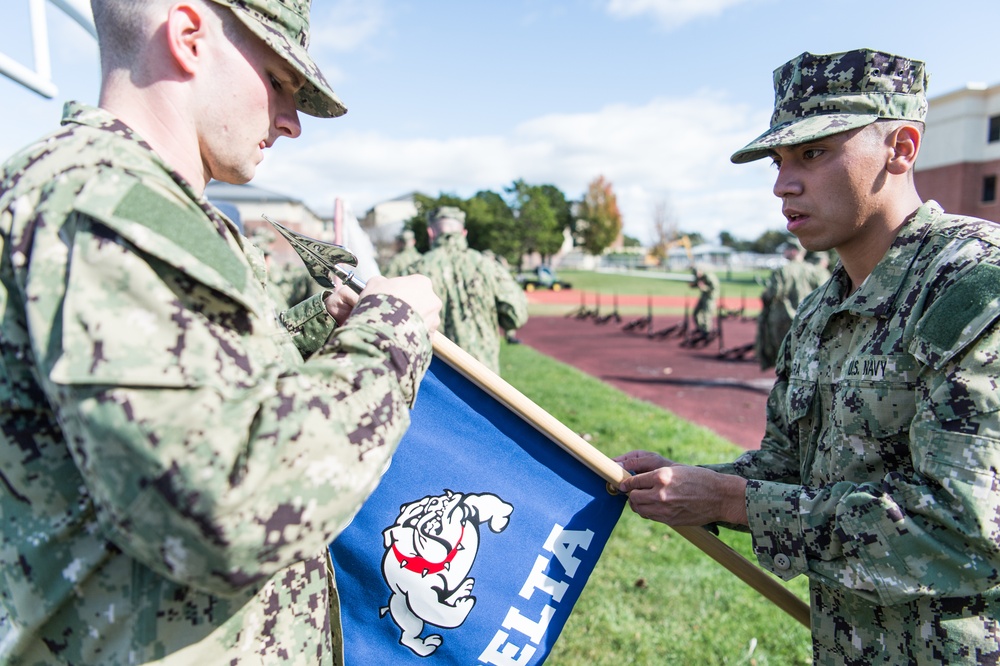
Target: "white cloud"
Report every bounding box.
[604,0,757,29]
[254,92,788,245]
[306,0,387,87]
[309,0,386,53]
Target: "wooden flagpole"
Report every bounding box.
[431,331,812,629]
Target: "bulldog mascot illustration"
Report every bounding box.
[380,490,514,656]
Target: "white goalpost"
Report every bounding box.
[0,0,95,99]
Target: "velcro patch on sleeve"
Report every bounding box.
[915,263,1000,365]
[113,183,246,292]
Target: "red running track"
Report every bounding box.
[514,311,774,451]
[525,289,763,311]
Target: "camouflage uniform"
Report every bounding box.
[270,260,322,307]
[708,202,1000,663]
[383,244,421,279]
[715,49,1000,662]
[0,103,432,664]
[412,233,527,374]
[755,259,828,370]
[690,268,719,334]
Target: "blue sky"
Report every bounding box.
[2,0,999,243]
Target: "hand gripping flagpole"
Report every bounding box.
[263,216,811,629]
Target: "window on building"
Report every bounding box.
[984,175,998,204]
[990,116,1000,143]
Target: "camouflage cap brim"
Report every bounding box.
[227,4,346,119]
[730,113,878,164]
[732,49,928,165]
[432,206,467,223]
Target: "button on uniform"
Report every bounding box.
[774,553,791,571]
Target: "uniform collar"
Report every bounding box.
[432,232,469,251]
[834,201,942,318]
[62,101,157,155]
[61,101,241,238]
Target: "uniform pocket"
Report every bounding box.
[833,355,918,438]
[784,377,816,427]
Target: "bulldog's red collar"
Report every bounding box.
[393,526,465,576]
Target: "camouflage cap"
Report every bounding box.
[244,228,272,255]
[807,250,830,264]
[432,206,466,224]
[209,0,346,118]
[779,236,804,253]
[778,241,803,256]
[731,48,928,164]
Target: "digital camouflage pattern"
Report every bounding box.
[209,0,347,118]
[0,102,432,664]
[706,202,1000,664]
[245,233,318,310]
[732,48,929,164]
[755,258,830,370]
[690,267,719,334]
[269,260,323,307]
[383,245,421,279]
[409,233,527,374]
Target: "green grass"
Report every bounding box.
[530,269,768,318]
[498,343,812,665]
[556,269,768,298]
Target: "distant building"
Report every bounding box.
[206,181,328,266]
[663,243,733,271]
[914,82,1000,223]
[362,192,420,265]
[206,181,380,279]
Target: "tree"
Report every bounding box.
[719,231,750,251]
[537,184,573,242]
[408,192,465,252]
[464,190,519,263]
[403,182,574,266]
[649,198,679,261]
[577,175,622,256]
[680,231,705,247]
[751,229,793,254]
[505,180,565,260]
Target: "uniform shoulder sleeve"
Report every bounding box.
[912,262,1000,369]
[49,175,263,388]
[73,175,259,315]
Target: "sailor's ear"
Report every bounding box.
[165,4,210,76]
[886,123,921,175]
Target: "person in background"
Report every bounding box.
[484,248,524,345]
[383,228,421,278]
[754,238,827,370]
[249,228,315,308]
[271,256,323,305]
[807,249,833,283]
[0,0,441,663]
[411,206,528,373]
[617,48,1000,663]
[687,263,719,344]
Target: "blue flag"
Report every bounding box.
[329,357,626,665]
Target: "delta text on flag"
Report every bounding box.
[329,357,626,665]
